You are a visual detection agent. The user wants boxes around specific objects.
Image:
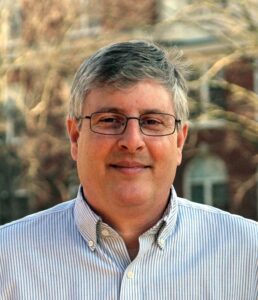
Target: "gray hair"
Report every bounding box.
[69,40,189,123]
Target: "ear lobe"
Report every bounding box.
[176,123,188,166]
[66,118,80,160]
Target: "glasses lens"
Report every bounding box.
[91,112,126,134]
[140,113,176,136]
[88,112,177,136]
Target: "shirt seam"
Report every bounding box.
[178,199,257,225]
[0,200,75,231]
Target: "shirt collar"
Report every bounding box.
[155,187,178,249]
[74,185,178,250]
[74,186,101,251]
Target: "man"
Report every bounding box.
[0,41,257,299]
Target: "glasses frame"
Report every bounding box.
[77,111,181,136]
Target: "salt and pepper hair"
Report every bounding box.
[69,40,189,124]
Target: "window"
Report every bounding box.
[209,70,227,109]
[183,153,229,210]
[188,65,227,118]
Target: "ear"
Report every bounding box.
[176,123,188,166]
[66,117,80,161]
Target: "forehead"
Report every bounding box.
[83,80,174,114]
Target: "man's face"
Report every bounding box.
[67,80,188,217]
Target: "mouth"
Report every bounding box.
[109,161,151,174]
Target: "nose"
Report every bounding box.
[117,118,145,153]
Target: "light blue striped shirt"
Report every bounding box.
[0,187,257,299]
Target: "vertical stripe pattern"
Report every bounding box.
[0,187,257,299]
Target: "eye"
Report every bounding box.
[99,117,119,123]
[140,115,164,127]
[143,118,162,125]
[93,113,125,128]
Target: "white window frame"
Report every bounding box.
[183,153,228,207]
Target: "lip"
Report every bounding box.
[109,161,151,174]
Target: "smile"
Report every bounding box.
[109,161,151,174]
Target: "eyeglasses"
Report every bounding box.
[77,111,181,136]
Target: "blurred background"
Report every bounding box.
[0,0,257,225]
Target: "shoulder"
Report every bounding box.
[177,197,258,243]
[0,199,75,238]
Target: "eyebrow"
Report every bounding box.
[93,107,171,115]
[95,107,122,113]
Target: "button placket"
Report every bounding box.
[127,270,134,279]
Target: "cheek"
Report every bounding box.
[76,143,95,185]
[152,139,177,166]
[164,135,183,167]
[160,139,181,170]
[77,136,111,168]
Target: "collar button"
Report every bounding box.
[88,240,95,247]
[101,229,110,237]
[158,238,165,247]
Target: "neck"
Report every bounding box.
[100,205,167,260]
[82,188,171,260]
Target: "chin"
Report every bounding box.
[112,185,151,207]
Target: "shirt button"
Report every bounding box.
[101,229,110,237]
[159,238,165,247]
[127,271,134,279]
[88,240,94,247]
